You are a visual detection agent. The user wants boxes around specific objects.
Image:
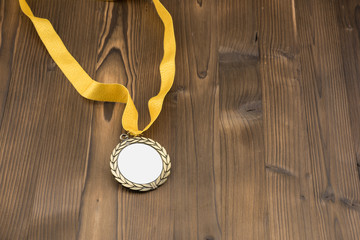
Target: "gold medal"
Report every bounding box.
[110,135,171,191]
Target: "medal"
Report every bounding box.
[20,0,176,191]
[110,135,171,191]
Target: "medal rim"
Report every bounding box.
[110,137,171,192]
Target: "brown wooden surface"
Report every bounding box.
[1,0,360,239]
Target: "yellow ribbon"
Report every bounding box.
[19,0,176,136]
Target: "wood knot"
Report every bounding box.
[205,236,215,240]
[321,186,335,203]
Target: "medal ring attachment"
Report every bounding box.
[120,133,129,141]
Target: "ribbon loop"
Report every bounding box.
[19,0,176,136]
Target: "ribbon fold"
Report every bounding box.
[19,0,176,136]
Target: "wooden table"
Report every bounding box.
[1,0,360,239]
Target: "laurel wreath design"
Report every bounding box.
[110,137,171,191]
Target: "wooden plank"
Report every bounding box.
[169,1,221,239]
[257,0,314,239]
[295,1,337,238]
[76,2,130,239]
[217,0,268,239]
[0,0,98,238]
[119,1,175,239]
[296,0,360,239]
[77,1,174,239]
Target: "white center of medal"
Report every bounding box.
[117,143,163,184]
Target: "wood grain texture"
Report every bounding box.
[0,0,360,239]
